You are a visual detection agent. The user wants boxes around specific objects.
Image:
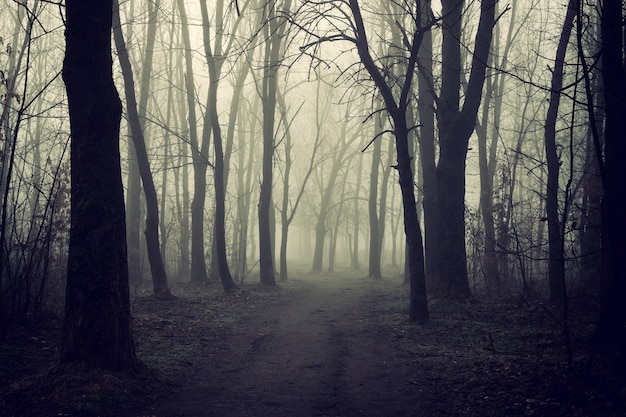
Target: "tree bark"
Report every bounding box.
[349,0,428,323]
[61,0,137,371]
[416,0,438,293]
[368,118,382,279]
[544,0,576,303]
[258,2,288,286]
[596,0,626,374]
[112,0,172,299]
[175,0,209,283]
[199,0,238,292]
[351,154,363,271]
[434,0,496,301]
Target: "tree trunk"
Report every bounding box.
[349,0,428,323]
[125,142,142,283]
[416,0,438,293]
[276,91,316,281]
[434,0,496,301]
[112,0,172,299]
[176,0,209,283]
[174,37,191,280]
[368,119,382,279]
[61,0,137,371]
[595,0,626,374]
[199,0,238,292]
[544,0,576,303]
[476,72,499,294]
[235,100,256,280]
[351,155,363,271]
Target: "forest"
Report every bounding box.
[0,0,625,416]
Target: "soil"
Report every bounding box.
[1,268,625,417]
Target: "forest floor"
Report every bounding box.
[1,266,625,417]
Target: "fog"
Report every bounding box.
[0,0,615,317]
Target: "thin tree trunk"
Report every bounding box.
[176,0,209,282]
[349,0,428,323]
[368,117,382,279]
[416,0,438,293]
[476,70,499,294]
[544,0,576,303]
[258,3,286,286]
[351,154,363,271]
[199,0,238,292]
[112,0,172,299]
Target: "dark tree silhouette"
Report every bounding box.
[349,0,428,323]
[61,0,137,371]
[544,0,576,304]
[112,0,173,300]
[595,0,626,374]
[434,0,496,301]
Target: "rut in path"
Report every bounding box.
[142,274,448,417]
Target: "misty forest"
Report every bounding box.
[1,0,625,416]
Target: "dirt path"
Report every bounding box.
[2,270,622,416]
[141,274,439,417]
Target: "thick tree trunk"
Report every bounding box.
[596,0,626,373]
[434,0,496,301]
[61,0,137,371]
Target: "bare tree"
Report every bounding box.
[595,0,626,374]
[175,0,209,283]
[276,89,320,281]
[258,0,293,286]
[61,0,137,371]
[297,0,429,322]
[433,0,496,301]
[544,0,576,304]
[112,0,172,299]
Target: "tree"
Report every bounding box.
[276,89,319,281]
[416,0,438,291]
[433,0,496,300]
[258,0,292,286]
[595,0,626,374]
[198,0,241,292]
[61,0,137,371]
[298,0,429,322]
[544,0,576,304]
[368,114,383,280]
[175,0,209,283]
[112,0,172,299]
[349,0,429,322]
